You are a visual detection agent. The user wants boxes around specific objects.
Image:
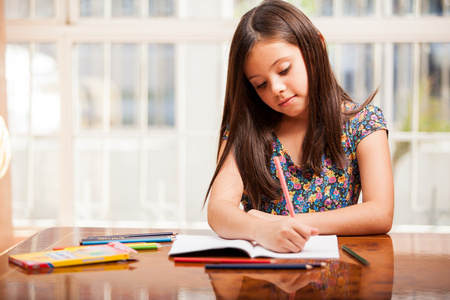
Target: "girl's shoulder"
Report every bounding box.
[343,101,387,127]
[342,101,388,145]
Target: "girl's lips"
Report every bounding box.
[279,95,295,107]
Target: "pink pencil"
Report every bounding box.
[273,156,296,218]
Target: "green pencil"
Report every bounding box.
[342,245,370,266]
[130,243,161,250]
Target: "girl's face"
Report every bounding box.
[244,39,309,120]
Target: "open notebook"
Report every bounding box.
[168,234,339,259]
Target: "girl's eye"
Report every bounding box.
[280,65,291,75]
[256,82,267,89]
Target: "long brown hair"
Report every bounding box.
[204,0,376,209]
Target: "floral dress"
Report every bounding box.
[237,103,388,215]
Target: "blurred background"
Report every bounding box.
[1,0,450,241]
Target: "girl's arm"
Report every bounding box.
[207,142,319,253]
[249,130,395,235]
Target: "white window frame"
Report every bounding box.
[5,0,450,230]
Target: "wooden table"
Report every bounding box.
[0,227,449,299]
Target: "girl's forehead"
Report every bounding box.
[247,38,300,57]
[246,40,300,61]
[244,40,302,76]
[252,37,289,47]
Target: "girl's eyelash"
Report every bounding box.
[257,82,267,89]
[280,65,291,75]
[255,65,290,89]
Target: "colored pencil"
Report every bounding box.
[273,156,296,218]
[205,263,314,270]
[127,243,161,250]
[55,242,161,251]
[342,245,370,266]
[86,232,177,240]
[173,257,275,264]
[80,237,175,245]
[307,262,328,267]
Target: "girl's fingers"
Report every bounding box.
[263,219,319,253]
[311,227,320,236]
[284,223,319,252]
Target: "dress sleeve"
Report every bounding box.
[350,104,388,147]
[222,124,230,140]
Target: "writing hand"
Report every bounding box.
[254,218,319,253]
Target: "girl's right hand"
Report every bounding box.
[254,217,319,253]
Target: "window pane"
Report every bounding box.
[111,44,141,129]
[391,141,412,225]
[180,0,224,18]
[5,0,55,18]
[32,44,60,135]
[74,138,104,222]
[299,0,333,16]
[80,0,175,17]
[110,139,140,221]
[5,0,29,19]
[419,43,450,132]
[12,138,60,221]
[417,140,450,225]
[391,0,415,16]
[11,138,29,220]
[6,44,31,134]
[6,43,60,135]
[31,139,60,220]
[421,0,445,16]
[393,44,414,132]
[335,44,375,103]
[234,0,260,17]
[185,137,216,223]
[112,0,140,17]
[182,43,225,131]
[149,0,175,17]
[80,0,105,17]
[393,140,450,226]
[76,43,175,130]
[342,0,375,16]
[148,44,175,127]
[35,0,55,18]
[145,138,179,223]
[76,44,104,130]
[237,0,334,17]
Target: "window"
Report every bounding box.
[5,0,450,230]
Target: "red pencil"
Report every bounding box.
[173,257,275,264]
[273,156,296,218]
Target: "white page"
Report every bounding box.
[168,235,256,256]
[168,234,339,259]
[252,235,339,259]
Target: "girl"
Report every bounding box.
[205,0,394,253]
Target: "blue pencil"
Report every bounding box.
[85,232,177,240]
[80,237,175,245]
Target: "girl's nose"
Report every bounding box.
[272,82,286,95]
